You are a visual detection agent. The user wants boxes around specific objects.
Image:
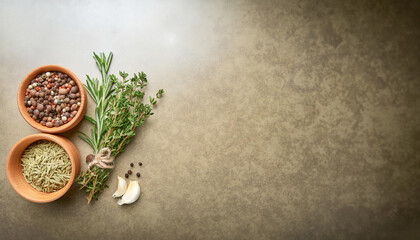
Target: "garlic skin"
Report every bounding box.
[118,180,140,205]
[112,176,127,198]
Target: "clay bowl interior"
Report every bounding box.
[6,133,80,203]
[17,65,87,133]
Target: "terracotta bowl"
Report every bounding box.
[17,65,87,133]
[6,133,81,203]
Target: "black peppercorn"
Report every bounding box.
[130,163,134,167]
[138,162,143,166]
[125,173,129,178]
[127,170,132,175]
[136,173,141,177]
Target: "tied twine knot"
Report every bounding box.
[88,148,114,169]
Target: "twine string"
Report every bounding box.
[88,148,114,169]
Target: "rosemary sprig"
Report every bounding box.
[77,52,164,203]
[78,52,115,154]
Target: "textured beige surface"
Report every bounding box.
[1,0,420,239]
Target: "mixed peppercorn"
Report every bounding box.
[24,71,81,127]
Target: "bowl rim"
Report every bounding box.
[17,65,87,133]
[6,133,80,203]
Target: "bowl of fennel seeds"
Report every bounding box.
[6,133,80,203]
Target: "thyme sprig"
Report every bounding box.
[104,71,163,156]
[77,52,164,203]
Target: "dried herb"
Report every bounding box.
[21,140,71,192]
[77,52,163,203]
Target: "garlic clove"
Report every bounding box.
[112,176,127,198]
[118,180,140,205]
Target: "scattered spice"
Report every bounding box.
[138,162,142,166]
[124,173,129,178]
[127,170,132,175]
[130,163,134,167]
[21,140,71,192]
[136,172,140,177]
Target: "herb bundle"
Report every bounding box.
[77,52,163,203]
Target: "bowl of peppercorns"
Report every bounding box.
[17,65,87,133]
